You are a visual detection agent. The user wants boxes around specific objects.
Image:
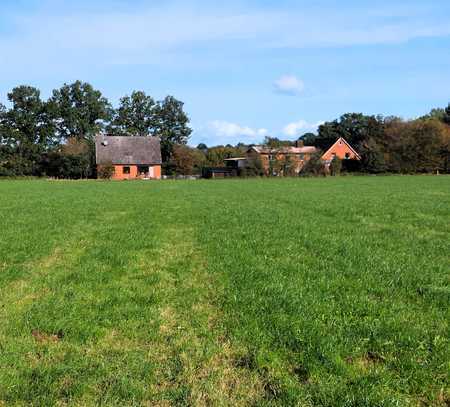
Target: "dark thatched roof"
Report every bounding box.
[95,135,162,165]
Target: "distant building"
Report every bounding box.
[95,135,162,180]
[246,144,318,175]
[321,137,361,166]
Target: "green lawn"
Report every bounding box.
[0,176,449,406]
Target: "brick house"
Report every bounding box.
[321,137,361,165]
[246,144,318,175]
[95,135,162,180]
[244,137,360,175]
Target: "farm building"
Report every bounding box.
[321,137,361,165]
[95,135,162,180]
[247,144,318,175]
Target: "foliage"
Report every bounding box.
[240,156,264,176]
[0,82,192,178]
[317,113,385,151]
[359,137,387,173]
[204,145,243,166]
[196,143,208,151]
[0,177,448,405]
[384,119,450,173]
[97,162,115,179]
[300,152,325,176]
[40,151,91,179]
[298,132,317,146]
[0,86,56,175]
[49,80,112,141]
[445,103,450,125]
[169,144,205,175]
[109,91,156,136]
[263,136,293,148]
[329,156,342,176]
[153,96,192,164]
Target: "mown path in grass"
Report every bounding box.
[0,176,449,406]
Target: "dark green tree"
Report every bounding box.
[421,108,446,122]
[329,156,342,176]
[317,113,384,149]
[196,143,208,151]
[109,91,156,136]
[0,86,55,175]
[358,138,387,173]
[299,132,317,146]
[300,152,325,176]
[444,103,450,125]
[49,81,112,141]
[152,96,192,163]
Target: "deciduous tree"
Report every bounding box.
[109,91,156,136]
[152,96,192,163]
[49,81,111,141]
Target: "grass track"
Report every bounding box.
[0,176,449,406]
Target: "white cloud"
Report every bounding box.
[209,121,268,138]
[274,75,304,95]
[283,120,324,137]
[196,120,268,145]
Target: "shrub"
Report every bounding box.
[329,156,342,176]
[300,152,326,176]
[97,162,115,179]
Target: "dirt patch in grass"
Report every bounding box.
[31,329,64,344]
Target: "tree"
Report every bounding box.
[444,103,450,125]
[384,119,448,173]
[0,86,55,175]
[421,108,446,122]
[264,136,292,148]
[97,162,115,179]
[152,96,192,164]
[300,152,325,176]
[196,143,208,151]
[329,156,342,176]
[109,91,156,136]
[169,144,205,175]
[359,138,387,173]
[205,146,241,166]
[49,81,111,141]
[299,132,317,146]
[241,156,264,177]
[317,113,384,150]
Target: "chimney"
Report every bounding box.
[295,139,304,148]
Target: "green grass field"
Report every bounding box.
[0,176,449,406]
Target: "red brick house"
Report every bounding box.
[246,144,318,175]
[95,135,162,180]
[321,137,361,164]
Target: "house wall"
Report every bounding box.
[247,151,313,175]
[99,164,162,180]
[322,140,359,161]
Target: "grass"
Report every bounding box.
[0,176,449,406]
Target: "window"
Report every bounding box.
[345,153,351,159]
[138,165,149,174]
[123,166,131,174]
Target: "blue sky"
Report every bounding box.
[0,0,449,146]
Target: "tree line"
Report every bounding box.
[0,81,191,177]
[1,81,449,177]
[164,104,450,177]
